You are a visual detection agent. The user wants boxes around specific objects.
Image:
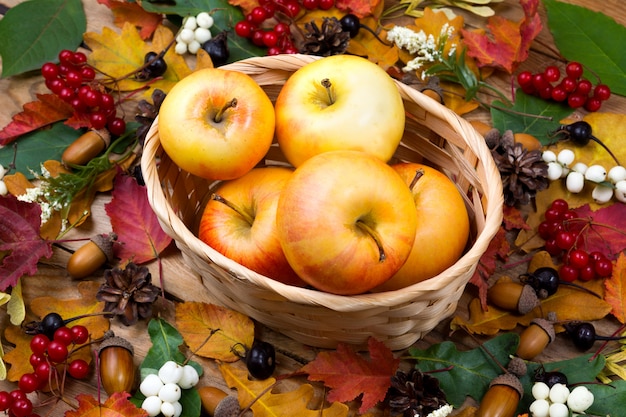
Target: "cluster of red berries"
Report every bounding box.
[41,50,127,135]
[234,0,335,55]
[517,62,611,112]
[538,199,613,282]
[0,389,38,417]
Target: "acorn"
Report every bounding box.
[62,128,111,167]
[516,317,556,360]
[66,233,116,279]
[487,278,540,315]
[198,386,240,417]
[98,334,136,395]
[476,373,523,417]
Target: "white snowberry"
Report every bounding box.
[547,162,563,181]
[159,382,182,403]
[557,149,575,167]
[529,398,550,417]
[178,364,200,389]
[0,164,5,180]
[532,382,550,400]
[188,40,201,54]
[179,28,195,44]
[141,395,163,417]
[567,386,594,413]
[571,162,588,174]
[548,402,569,417]
[196,12,214,29]
[548,383,570,404]
[172,401,183,417]
[140,373,164,397]
[608,165,626,183]
[158,361,184,384]
[592,184,613,204]
[183,16,197,30]
[584,164,607,183]
[175,42,188,55]
[194,27,212,44]
[542,150,557,163]
[566,171,585,193]
[614,180,626,203]
[161,400,177,417]
[0,180,7,196]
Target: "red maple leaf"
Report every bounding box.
[336,0,382,18]
[0,94,74,145]
[0,195,54,291]
[301,337,400,413]
[104,171,172,264]
[65,392,148,417]
[97,0,162,40]
[460,0,542,73]
[503,205,530,231]
[572,203,626,260]
[469,226,510,310]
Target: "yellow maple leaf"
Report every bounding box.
[220,362,350,417]
[175,301,254,362]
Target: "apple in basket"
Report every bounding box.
[373,162,470,292]
[158,67,275,180]
[198,166,305,287]
[276,150,417,295]
[274,54,406,167]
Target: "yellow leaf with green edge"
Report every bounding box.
[0,292,9,306]
[220,363,350,417]
[0,342,5,381]
[7,278,25,325]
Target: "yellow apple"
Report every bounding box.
[158,68,275,180]
[276,150,417,295]
[274,55,405,167]
[198,166,305,287]
[372,162,470,292]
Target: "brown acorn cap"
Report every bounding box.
[490,373,523,397]
[214,395,240,417]
[517,284,540,315]
[530,318,556,343]
[507,357,527,378]
[91,233,117,263]
[98,334,134,356]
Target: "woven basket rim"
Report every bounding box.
[141,54,504,312]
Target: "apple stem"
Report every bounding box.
[321,78,335,105]
[409,169,425,190]
[356,220,386,263]
[211,193,255,226]
[214,98,238,123]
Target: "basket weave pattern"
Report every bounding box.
[141,54,503,350]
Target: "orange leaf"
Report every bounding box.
[227,0,258,15]
[97,0,162,40]
[346,16,398,70]
[0,94,73,145]
[65,392,148,417]
[3,324,36,382]
[301,337,400,413]
[605,253,626,323]
[175,302,254,362]
[336,0,382,18]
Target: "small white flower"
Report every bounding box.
[427,404,453,417]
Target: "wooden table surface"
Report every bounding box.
[1,0,625,416]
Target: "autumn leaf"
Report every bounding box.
[346,15,398,69]
[336,0,382,18]
[0,94,73,146]
[104,171,172,264]
[469,226,509,310]
[97,0,163,40]
[220,362,350,417]
[461,0,542,73]
[0,195,54,291]
[227,0,257,15]
[66,392,148,417]
[604,253,626,323]
[175,301,254,362]
[503,205,530,231]
[301,337,400,413]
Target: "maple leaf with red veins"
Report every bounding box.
[65,392,148,417]
[572,203,626,260]
[460,0,542,73]
[0,195,54,291]
[301,337,400,413]
[0,94,73,146]
[104,171,172,264]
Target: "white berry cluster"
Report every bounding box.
[175,12,214,55]
[0,164,7,196]
[542,149,626,204]
[140,361,200,417]
[529,382,594,417]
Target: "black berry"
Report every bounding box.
[550,121,620,165]
[564,321,626,351]
[339,14,360,38]
[139,52,167,80]
[246,340,276,380]
[201,32,229,67]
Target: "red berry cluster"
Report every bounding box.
[538,199,613,282]
[41,50,126,135]
[234,0,335,55]
[0,389,38,417]
[517,62,611,112]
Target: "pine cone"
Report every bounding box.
[300,17,350,56]
[388,369,448,417]
[488,129,549,206]
[135,88,166,145]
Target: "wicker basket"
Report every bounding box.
[141,54,503,351]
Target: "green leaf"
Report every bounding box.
[586,379,626,415]
[407,333,519,407]
[140,0,266,63]
[0,0,86,78]
[0,123,81,179]
[544,0,626,97]
[490,90,573,144]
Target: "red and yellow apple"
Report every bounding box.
[276,150,417,295]
[274,55,406,167]
[372,162,470,292]
[198,166,304,287]
[158,67,275,180]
